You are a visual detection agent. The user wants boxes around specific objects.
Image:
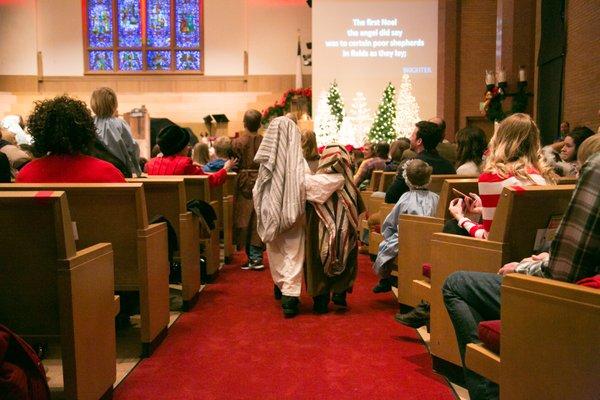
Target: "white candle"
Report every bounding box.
[497,69,506,83]
[519,67,526,82]
[485,70,495,85]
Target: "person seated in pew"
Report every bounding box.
[396,113,556,329]
[90,87,142,177]
[0,153,10,183]
[446,113,556,239]
[16,96,126,183]
[191,142,210,167]
[203,136,233,173]
[354,142,388,189]
[385,120,455,204]
[455,127,487,175]
[384,138,410,172]
[441,145,600,400]
[542,126,595,177]
[372,159,439,293]
[144,125,237,186]
[432,117,458,166]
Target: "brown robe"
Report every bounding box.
[231,132,263,249]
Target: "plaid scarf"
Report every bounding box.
[312,144,365,277]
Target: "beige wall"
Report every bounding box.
[0,0,311,77]
[0,0,38,75]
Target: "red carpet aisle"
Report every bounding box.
[113,253,454,400]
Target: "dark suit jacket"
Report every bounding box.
[384,150,456,204]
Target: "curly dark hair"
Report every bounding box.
[27,95,97,157]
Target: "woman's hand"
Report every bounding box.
[464,193,483,215]
[224,158,238,172]
[449,198,465,221]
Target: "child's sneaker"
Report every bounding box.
[249,259,265,270]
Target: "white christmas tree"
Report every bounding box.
[348,91,372,145]
[337,118,356,147]
[315,91,339,146]
[395,74,421,138]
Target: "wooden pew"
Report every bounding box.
[359,170,383,207]
[427,185,575,370]
[177,176,222,279]
[0,183,170,357]
[0,191,116,400]
[368,202,395,256]
[223,172,237,264]
[128,177,201,310]
[396,178,480,308]
[378,171,396,192]
[465,274,599,400]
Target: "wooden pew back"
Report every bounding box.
[488,185,575,261]
[127,177,187,234]
[378,171,396,192]
[501,274,600,400]
[369,170,383,191]
[428,184,576,368]
[127,177,201,307]
[0,191,117,399]
[0,191,74,335]
[0,183,148,289]
[396,178,478,307]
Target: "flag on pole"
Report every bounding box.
[295,34,303,89]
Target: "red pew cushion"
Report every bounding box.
[477,320,501,355]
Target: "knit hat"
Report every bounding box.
[157,125,190,156]
[402,159,433,189]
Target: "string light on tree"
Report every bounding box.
[348,91,372,145]
[394,74,421,138]
[368,82,398,143]
[315,90,339,146]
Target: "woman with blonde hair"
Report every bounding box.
[192,142,210,166]
[301,129,320,173]
[448,113,556,239]
[90,87,141,177]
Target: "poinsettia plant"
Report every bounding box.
[261,88,312,127]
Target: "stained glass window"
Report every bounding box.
[147,0,171,47]
[87,0,113,48]
[175,0,200,48]
[85,0,203,73]
[147,51,172,70]
[119,51,143,71]
[176,51,200,70]
[89,51,114,71]
[117,0,142,48]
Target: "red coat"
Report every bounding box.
[16,154,126,183]
[144,155,227,187]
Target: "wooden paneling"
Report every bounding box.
[0,74,311,94]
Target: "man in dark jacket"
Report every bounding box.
[384,120,455,204]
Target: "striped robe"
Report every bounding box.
[253,117,306,243]
[305,145,366,296]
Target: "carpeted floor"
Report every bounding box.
[113,252,454,400]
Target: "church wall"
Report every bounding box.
[456,0,497,131]
[562,0,600,129]
[0,0,311,86]
[0,0,38,76]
